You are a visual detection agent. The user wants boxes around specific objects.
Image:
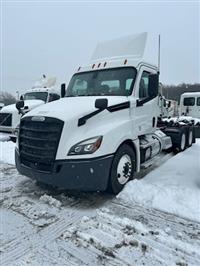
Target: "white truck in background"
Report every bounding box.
[179,92,200,119]
[0,77,60,140]
[15,33,196,194]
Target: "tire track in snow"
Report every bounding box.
[103,202,200,264]
[110,200,200,241]
[1,210,95,265]
[1,151,199,265]
[56,206,200,266]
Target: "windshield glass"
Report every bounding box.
[24,92,48,102]
[66,67,136,97]
[183,97,195,106]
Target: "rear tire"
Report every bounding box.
[187,128,193,147]
[192,127,196,143]
[108,144,136,195]
[173,130,186,153]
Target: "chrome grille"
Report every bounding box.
[0,113,12,126]
[19,116,64,172]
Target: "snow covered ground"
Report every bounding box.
[119,139,200,223]
[0,133,10,142]
[163,116,200,125]
[0,140,200,265]
[0,140,15,165]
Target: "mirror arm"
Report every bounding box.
[18,109,26,116]
[136,96,155,107]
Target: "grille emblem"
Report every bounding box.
[31,116,45,122]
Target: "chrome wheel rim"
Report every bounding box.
[117,154,132,185]
[181,134,186,150]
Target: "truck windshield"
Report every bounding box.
[183,97,195,106]
[24,92,48,102]
[66,67,136,97]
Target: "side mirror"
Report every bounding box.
[16,100,24,110]
[168,101,171,108]
[61,83,66,98]
[148,74,159,98]
[20,95,24,101]
[95,98,108,110]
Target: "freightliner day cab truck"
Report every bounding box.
[15,33,195,194]
[0,76,60,140]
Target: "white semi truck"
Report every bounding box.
[0,77,60,138]
[179,92,200,119]
[15,33,195,194]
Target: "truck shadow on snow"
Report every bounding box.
[16,177,115,210]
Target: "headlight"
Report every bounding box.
[68,136,103,155]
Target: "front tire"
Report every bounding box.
[108,144,136,194]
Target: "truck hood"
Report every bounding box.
[25,96,130,121]
[0,100,44,113]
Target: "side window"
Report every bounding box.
[49,93,60,102]
[197,97,200,106]
[183,97,195,106]
[126,79,133,91]
[139,71,149,98]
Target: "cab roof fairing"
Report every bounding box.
[75,58,158,74]
[75,32,158,74]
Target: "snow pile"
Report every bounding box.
[40,194,62,208]
[118,140,200,222]
[163,116,200,126]
[0,141,15,165]
[0,133,10,142]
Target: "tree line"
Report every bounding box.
[162,83,200,103]
[0,92,16,106]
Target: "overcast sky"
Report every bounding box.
[1,0,200,96]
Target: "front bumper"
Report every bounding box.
[15,149,113,191]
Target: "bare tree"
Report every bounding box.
[162,83,200,103]
[0,92,16,106]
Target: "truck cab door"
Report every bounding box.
[134,67,159,136]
